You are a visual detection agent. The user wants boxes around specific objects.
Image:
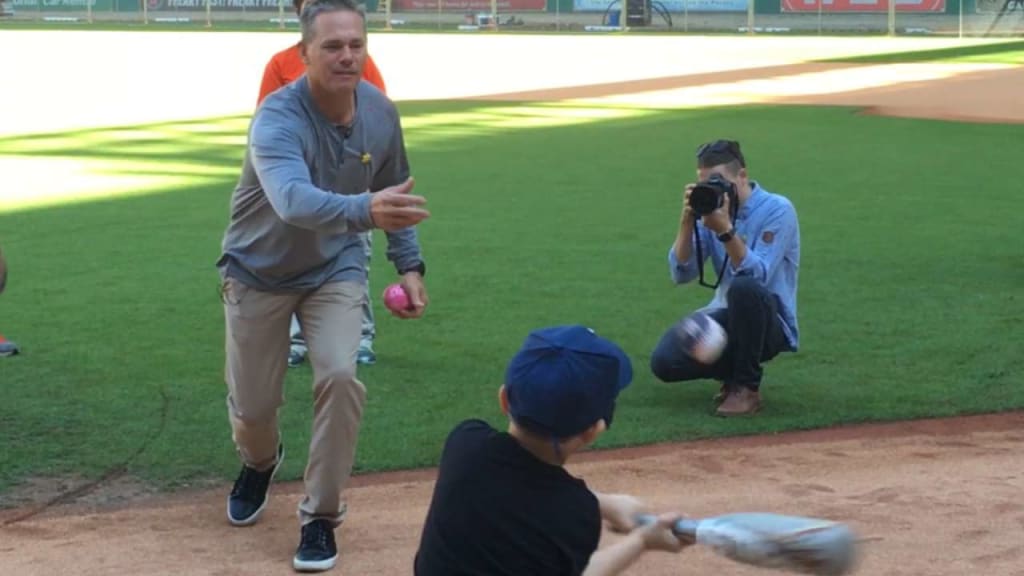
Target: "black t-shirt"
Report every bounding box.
[414,419,601,576]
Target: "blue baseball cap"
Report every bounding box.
[505,325,633,439]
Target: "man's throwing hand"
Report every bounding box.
[371,177,430,231]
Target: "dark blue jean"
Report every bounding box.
[650,277,789,390]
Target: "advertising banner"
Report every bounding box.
[574,0,748,11]
[152,0,283,9]
[781,0,945,12]
[11,0,111,11]
[392,0,546,10]
[10,0,290,10]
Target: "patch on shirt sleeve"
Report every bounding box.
[762,231,775,244]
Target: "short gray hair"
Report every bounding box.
[300,0,366,45]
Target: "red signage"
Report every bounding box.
[781,0,945,11]
[391,0,546,10]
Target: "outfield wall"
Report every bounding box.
[377,0,997,16]
[3,0,1003,14]
[3,0,1021,36]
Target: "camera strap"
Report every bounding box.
[694,224,729,290]
[694,200,739,290]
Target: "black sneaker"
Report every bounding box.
[226,443,283,526]
[293,519,338,572]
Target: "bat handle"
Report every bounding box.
[634,514,699,539]
[672,518,700,537]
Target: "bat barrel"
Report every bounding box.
[635,513,860,576]
[704,514,860,576]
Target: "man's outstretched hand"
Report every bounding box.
[371,178,430,231]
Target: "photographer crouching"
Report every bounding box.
[650,140,800,416]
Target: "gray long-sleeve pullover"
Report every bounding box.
[217,76,422,292]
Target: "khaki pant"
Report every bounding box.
[290,232,376,353]
[222,277,366,527]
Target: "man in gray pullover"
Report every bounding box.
[215,0,430,570]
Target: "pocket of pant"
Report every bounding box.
[220,277,249,306]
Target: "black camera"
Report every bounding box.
[689,174,736,217]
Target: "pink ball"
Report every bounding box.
[382,283,412,312]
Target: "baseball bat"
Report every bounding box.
[635,512,859,576]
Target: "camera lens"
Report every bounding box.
[690,184,720,216]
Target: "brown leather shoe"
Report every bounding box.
[716,386,761,416]
[713,381,730,404]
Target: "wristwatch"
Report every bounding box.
[717,228,736,243]
[399,260,426,278]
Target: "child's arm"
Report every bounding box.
[582,514,687,576]
[581,530,647,576]
[594,493,649,532]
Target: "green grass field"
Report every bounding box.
[824,40,1024,64]
[1,98,1021,500]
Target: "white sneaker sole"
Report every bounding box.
[292,554,338,572]
[226,447,284,527]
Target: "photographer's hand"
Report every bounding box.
[673,184,697,263]
[701,189,732,235]
[681,184,696,228]
[701,192,748,269]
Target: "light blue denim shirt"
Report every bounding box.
[668,182,800,350]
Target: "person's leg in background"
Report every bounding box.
[222,277,298,526]
[0,246,19,358]
[292,280,367,572]
[357,231,377,365]
[289,313,308,367]
[716,277,790,416]
[0,334,18,357]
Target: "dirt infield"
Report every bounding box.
[3,412,1024,575]
[476,61,1024,125]
[2,39,1023,575]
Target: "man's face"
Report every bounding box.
[697,164,747,191]
[300,10,366,94]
